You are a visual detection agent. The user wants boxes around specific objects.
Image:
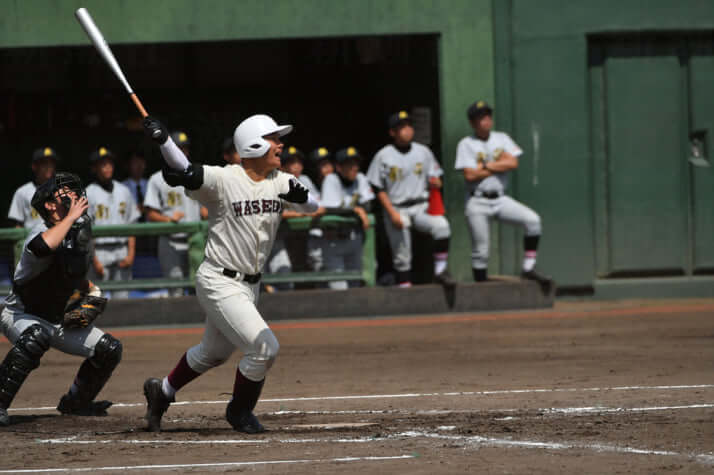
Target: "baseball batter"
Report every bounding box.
[141,114,317,433]
[0,173,122,426]
[144,133,204,297]
[455,100,553,291]
[320,147,374,290]
[367,111,454,288]
[8,147,59,229]
[86,147,141,299]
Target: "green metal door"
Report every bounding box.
[591,35,714,278]
[689,36,714,273]
[601,39,687,275]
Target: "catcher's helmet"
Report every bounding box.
[233,115,292,159]
[31,172,86,225]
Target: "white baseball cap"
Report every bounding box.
[233,114,293,159]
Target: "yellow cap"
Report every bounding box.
[99,147,108,156]
[347,147,356,156]
[179,132,188,143]
[318,147,328,157]
[399,110,408,119]
[44,147,53,156]
[289,146,297,154]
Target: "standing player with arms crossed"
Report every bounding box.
[141,114,317,433]
[0,173,121,425]
[367,111,455,288]
[455,100,553,291]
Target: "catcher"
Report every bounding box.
[0,172,121,426]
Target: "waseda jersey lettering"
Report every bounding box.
[232,199,282,217]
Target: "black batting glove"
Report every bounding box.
[143,116,169,144]
[278,178,309,204]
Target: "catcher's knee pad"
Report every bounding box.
[89,334,123,370]
[238,330,279,382]
[0,325,50,407]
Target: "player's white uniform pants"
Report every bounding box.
[158,236,189,297]
[266,238,293,291]
[89,243,131,299]
[186,259,279,382]
[384,201,451,272]
[465,194,542,269]
[1,303,106,358]
[322,231,363,290]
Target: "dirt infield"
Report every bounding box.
[1,299,713,473]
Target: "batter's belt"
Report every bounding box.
[202,258,261,284]
[393,197,428,208]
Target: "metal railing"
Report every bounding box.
[0,214,376,294]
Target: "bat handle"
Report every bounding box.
[130,93,149,118]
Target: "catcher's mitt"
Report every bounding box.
[63,290,108,329]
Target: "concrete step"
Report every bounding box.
[96,277,553,327]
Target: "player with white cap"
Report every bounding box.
[140,113,317,433]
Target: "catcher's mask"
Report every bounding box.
[31,172,86,225]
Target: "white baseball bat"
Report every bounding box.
[75,7,149,118]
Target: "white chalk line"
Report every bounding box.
[8,383,714,413]
[265,403,714,416]
[0,455,414,473]
[33,431,714,466]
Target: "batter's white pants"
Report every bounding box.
[383,201,451,272]
[187,259,279,382]
[465,195,541,269]
[1,304,106,358]
[158,236,189,297]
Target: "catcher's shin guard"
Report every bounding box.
[58,334,122,415]
[0,325,50,413]
[226,371,265,433]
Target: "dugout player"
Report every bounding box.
[455,101,553,292]
[8,147,59,229]
[122,149,148,216]
[0,173,122,426]
[320,147,374,289]
[86,147,141,299]
[144,131,206,297]
[305,147,334,272]
[367,111,455,288]
[222,137,241,165]
[141,114,318,433]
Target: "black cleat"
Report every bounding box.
[0,407,8,426]
[434,270,457,289]
[226,401,265,434]
[143,378,173,432]
[521,269,555,294]
[57,394,112,416]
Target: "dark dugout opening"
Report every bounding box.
[0,34,441,283]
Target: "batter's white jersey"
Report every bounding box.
[86,181,141,245]
[144,171,202,251]
[187,164,301,275]
[320,172,374,208]
[366,142,442,205]
[8,181,43,229]
[454,131,523,197]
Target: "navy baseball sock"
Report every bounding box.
[165,353,200,397]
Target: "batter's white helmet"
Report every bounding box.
[233,114,293,159]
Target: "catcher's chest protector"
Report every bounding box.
[14,221,92,324]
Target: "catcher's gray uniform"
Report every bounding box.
[8,182,43,229]
[454,131,541,271]
[86,181,141,299]
[319,172,374,289]
[1,224,107,356]
[144,171,202,296]
[366,143,450,273]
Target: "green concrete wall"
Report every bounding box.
[0,0,494,282]
[493,0,714,288]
